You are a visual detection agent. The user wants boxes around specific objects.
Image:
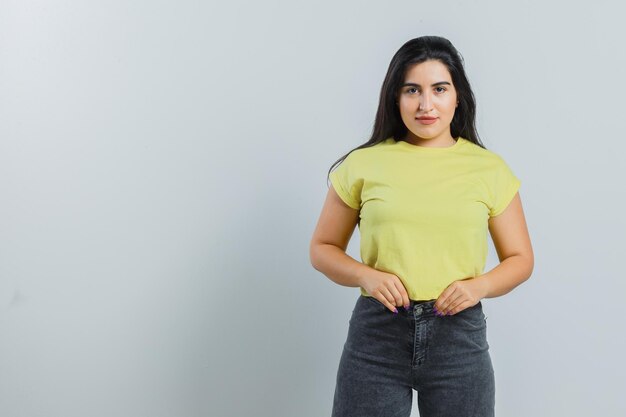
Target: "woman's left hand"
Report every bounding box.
[433,277,488,316]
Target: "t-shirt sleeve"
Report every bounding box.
[329,152,363,210]
[488,157,521,218]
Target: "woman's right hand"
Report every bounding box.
[359,270,410,313]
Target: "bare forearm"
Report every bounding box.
[475,255,534,299]
[310,244,372,288]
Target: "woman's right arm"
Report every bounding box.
[309,186,367,288]
[309,186,410,311]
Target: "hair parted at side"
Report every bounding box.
[327,35,487,187]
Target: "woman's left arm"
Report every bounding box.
[434,192,534,315]
[475,191,534,299]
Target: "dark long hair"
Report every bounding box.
[327,35,486,185]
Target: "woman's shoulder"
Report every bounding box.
[339,139,394,161]
[460,138,511,166]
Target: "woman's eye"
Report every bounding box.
[406,87,446,94]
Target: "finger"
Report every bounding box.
[392,279,410,308]
[441,291,464,315]
[447,299,472,315]
[379,287,399,313]
[434,285,458,313]
[434,283,456,312]
[442,294,464,315]
[387,280,404,307]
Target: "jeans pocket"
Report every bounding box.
[457,303,486,328]
[362,295,385,309]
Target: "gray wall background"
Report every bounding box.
[1,1,624,416]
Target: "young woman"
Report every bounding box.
[309,36,534,417]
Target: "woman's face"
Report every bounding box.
[397,59,459,145]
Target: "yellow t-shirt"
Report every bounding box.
[329,136,521,301]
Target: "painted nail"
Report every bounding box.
[393,308,398,314]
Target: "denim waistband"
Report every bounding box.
[409,299,436,308]
[361,294,437,308]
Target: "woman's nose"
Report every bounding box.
[419,93,433,111]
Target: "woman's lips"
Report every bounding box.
[416,117,437,125]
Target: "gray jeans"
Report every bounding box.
[331,294,495,417]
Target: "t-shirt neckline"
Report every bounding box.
[393,136,465,152]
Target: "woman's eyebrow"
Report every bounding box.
[401,81,451,87]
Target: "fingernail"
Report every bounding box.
[393,308,398,314]
[404,304,410,310]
